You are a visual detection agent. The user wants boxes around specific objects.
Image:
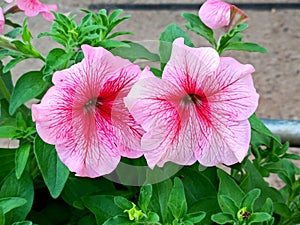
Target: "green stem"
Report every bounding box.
[0,76,11,101]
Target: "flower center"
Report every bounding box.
[83,97,97,113]
[182,94,203,106]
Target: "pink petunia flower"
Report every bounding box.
[4,0,57,21]
[0,8,4,34]
[125,38,259,168]
[199,0,248,30]
[32,44,144,178]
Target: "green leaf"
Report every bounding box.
[0,197,27,214]
[21,19,32,43]
[106,31,134,39]
[0,211,4,225]
[0,62,13,100]
[248,212,272,224]
[184,212,206,223]
[149,179,173,223]
[240,160,285,210]
[0,148,16,181]
[97,40,130,49]
[114,196,133,210]
[182,12,216,48]
[217,169,245,205]
[3,57,25,74]
[218,195,239,216]
[5,27,22,39]
[111,42,160,62]
[9,71,51,115]
[0,126,18,138]
[211,213,235,224]
[15,143,31,179]
[273,202,291,217]
[224,42,268,53]
[61,176,115,209]
[217,23,249,54]
[138,185,152,212]
[159,23,193,68]
[0,172,33,224]
[43,48,73,74]
[33,135,69,198]
[12,221,33,225]
[168,177,187,219]
[261,198,273,215]
[249,114,281,146]
[11,40,41,58]
[82,195,123,224]
[103,215,132,225]
[241,189,261,212]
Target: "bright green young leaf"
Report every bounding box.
[159,23,193,69]
[241,189,261,212]
[9,71,51,115]
[0,197,27,214]
[138,184,152,212]
[111,42,159,62]
[182,12,216,48]
[167,177,187,220]
[82,195,123,224]
[211,213,235,224]
[15,143,31,179]
[218,195,239,216]
[34,135,69,199]
[217,169,245,205]
[0,172,33,225]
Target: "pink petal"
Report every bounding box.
[199,0,231,29]
[4,0,14,3]
[0,8,4,34]
[55,110,121,178]
[196,119,251,166]
[205,57,259,121]
[41,4,57,21]
[16,0,46,17]
[163,38,219,89]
